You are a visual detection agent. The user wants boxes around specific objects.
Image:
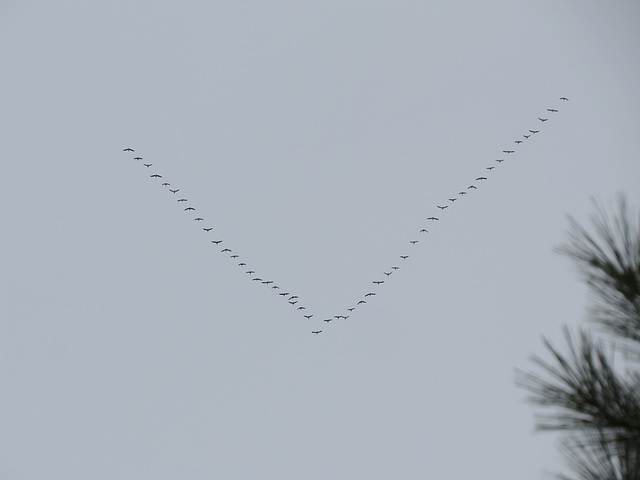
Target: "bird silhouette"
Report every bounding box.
[194,218,204,221]
[476,176,487,181]
[365,292,376,297]
[514,140,523,144]
[427,216,440,220]
[177,198,187,202]
[231,255,239,258]
[123,148,134,152]
[495,159,504,163]
[150,174,162,178]
[311,330,322,334]
[222,248,231,252]
[239,263,247,266]
[144,164,152,168]
[547,108,558,112]
[437,205,448,210]
[384,271,392,276]
[134,157,143,161]
[162,182,170,186]
[448,198,457,202]
[523,134,530,138]
[468,185,477,190]
[410,240,418,244]
[297,306,305,310]
[358,300,367,305]
[560,97,569,101]
[203,227,213,232]
[169,189,179,193]
[529,130,539,134]
[420,229,429,232]
[391,266,399,270]
[458,191,467,195]
[400,255,409,260]
[486,166,495,170]
[324,318,333,322]
[304,315,313,319]
[503,150,515,154]
[373,280,385,284]
[247,270,256,274]
[212,240,222,244]
[184,207,195,211]
[252,278,262,281]
[538,118,548,122]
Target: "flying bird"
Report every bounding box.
[410,240,418,244]
[458,191,467,195]
[384,271,392,276]
[311,330,322,334]
[212,240,223,244]
[523,134,530,139]
[247,271,256,274]
[184,207,195,211]
[486,166,495,170]
[448,198,457,202]
[560,97,569,101]
[252,278,262,281]
[514,140,523,144]
[468,185,477,190]
[357,301,367,305]
[304,315,313,319]
[177,198,187,202]
[134,157,143,161]
[263,280,273,284]
[538,118,548,122]
[400,255,409,260]
[529,130,539,134]
[239,263,247,266]
[373,280,385,284]
[547,108,558,112]
[231,255,239,258]
[203,227,213,232]
[476,176,487,181]
[324,318,333,322]
[221,248,231,252]
[162,183,170,186]
[420,229,429,232]
[437,205,448,210]
[150,174,162,178]
[123,148,134,152]
[427,216,439,220]
[143,164,152,168]
[347,308,355,312]
[169,189,179,193]
[391,266,399,270]
[194,218,204,221]
[365,293,376,297]
[297,306,305,310]
[503,150,514,154]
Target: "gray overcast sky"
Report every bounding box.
[1,1,639,479]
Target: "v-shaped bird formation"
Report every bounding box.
[124,97,568,334]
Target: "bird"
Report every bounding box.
[134,157,143,161]
[184,207,195,211]
[476,176,487,181]
[486,166,495,170]
[495,159,504,163]
[324,318,333,322]
[357,300,367,305]
[150,174,162,178]
[247,271,256,274]
[437,205,448,210]
[221,248,231,252]
[271,286,279,289]
[252,278,262,281]
[448,198,457,202]
[523,134,531,139]
[458,191,467,195]
[289,296,299,300]
[177,198,187,202]
[311,330,322,334]
[373,280,384,284]
[289,300,298,304]
[194,218,204,221]
[169,189,179,193]
[212,240,223,244]
[279,292,288,296]
[263,280,273,284]
[503,150,515,154]
[514,140,523,144]
[560,97,569,101]
[529,130,539,134]
[231,254,239,258]
[162,183,170,186]
[365,292,376,297]
[468,185,477,190]
[384,271,392,276]
[297,306,305,310]
[400,255,409,260]
[547,108,558,112]
[391,266,399,270]
[347,308,355,312]
[420,229,429,232]
[239,263,247,266]
[538,117,548,122]
[304,315,313,319]
[123,148,134,152]
[427,216,439,220]
[410,240,418,244]
[203,228,213,232]
[143,164,153,168]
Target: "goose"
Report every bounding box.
[514,140,523,144]
[324,318,333,322]
[231,255,239,258]
[271,285,279,289]
[437,205,448,210]
[448,198,457,202]
[252,278,262,281]
[297,306,305,310]
[239,263,247,266]
[391,266,399,270]
[247,270,256,274]
[458,191,467,195]
[523,134,530,138]
[262,280,273,284]
[420,229,429,232]
[495,159,504,163]
[347,308,355,312]
[162,183,170,186]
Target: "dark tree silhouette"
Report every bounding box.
[516,196,640,480]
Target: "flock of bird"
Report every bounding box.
[125,97,568,334]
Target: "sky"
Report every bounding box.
[1,1,639,479]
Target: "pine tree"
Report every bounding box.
[516,196,640,480]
